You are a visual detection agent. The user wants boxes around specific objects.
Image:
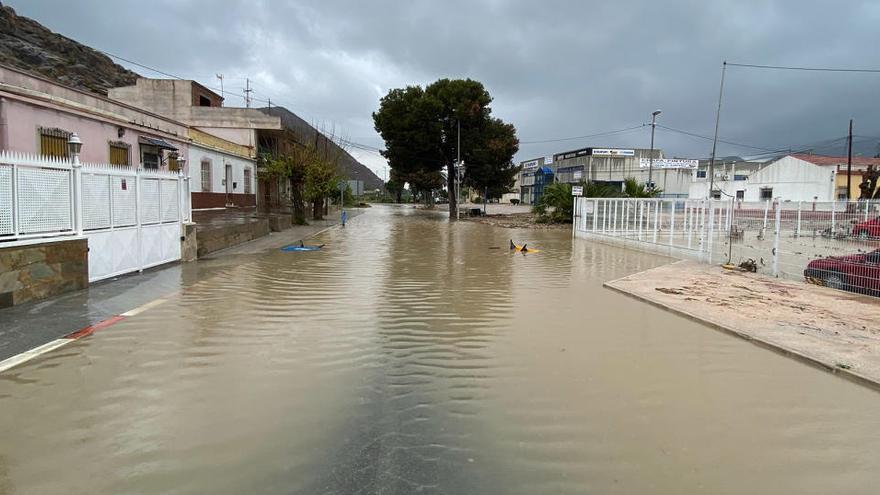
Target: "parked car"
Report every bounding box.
[804,248,880,296]
[852,216,880,238]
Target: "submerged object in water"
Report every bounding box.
[509,239,541,253]
[281,243,325,252]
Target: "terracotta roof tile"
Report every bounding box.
[790,153,880,167]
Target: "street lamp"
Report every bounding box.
[67,133,83,163]
[648,110,661,191]
[177,156,186,175]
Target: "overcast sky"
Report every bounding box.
[8,0,880,176]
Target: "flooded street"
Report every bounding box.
[1,206,879,494]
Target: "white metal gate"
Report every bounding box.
[0,151,192,282]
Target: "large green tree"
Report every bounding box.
[465,117,521,200]
[373,78,518,219]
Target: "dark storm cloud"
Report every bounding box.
[7,0,880,172]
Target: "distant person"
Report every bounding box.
[341,209,347,227]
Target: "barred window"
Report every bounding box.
[201,160,212,192]
[243,168,252,194]
[141,145,160,169]
[109,141,130,165]
[39,127,71,158]
[168,154,179,172]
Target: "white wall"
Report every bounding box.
[689,179,748,199]
[195,127,255,148]
[188,144,256,195]
[743,156,835,201]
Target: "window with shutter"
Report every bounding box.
[109,142,130,165]
[39,127,71,158]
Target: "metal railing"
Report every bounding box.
[574,197,880,295]
[0,150,192,242]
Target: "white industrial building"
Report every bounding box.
[688,159,766,199]
[688,155,850,202]
[742,155,837,202]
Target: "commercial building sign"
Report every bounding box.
[521,159,539,170]
[592,148,635,157]
[638,158,699,169]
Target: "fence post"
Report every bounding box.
[831,201,837,234]
[727,199,733,231]
[795,201,802,237]
[707,201,716,263]
[638,201,644,240]
[612,199,618,232]
[72,159,84,236]
[602,200,607,232]
[761,199,769,237]
[178,170,185,224]
[773,203,781,277]
[107,172,114,232]
[11,162,19,236]
[136,168,143,272]
[653,200,660,243]
[697,201,705,256]
[592,199,598,232]
[669,201,676,247]
[686,202,692,249]
[865,200,871,222]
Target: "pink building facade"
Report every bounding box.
[0,65,189,171]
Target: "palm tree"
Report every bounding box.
[623,177,662,198]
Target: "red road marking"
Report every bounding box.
[65,315,126,340]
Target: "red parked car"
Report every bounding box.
[852,216,880,238]
[804,249,880,296]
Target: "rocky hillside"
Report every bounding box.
[0,2,138,94]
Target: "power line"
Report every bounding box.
[519,124,646,144]
[727,62,880,74]
[97,48,880,163]
[655,124,781,152]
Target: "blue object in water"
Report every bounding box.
[281,243,325,252]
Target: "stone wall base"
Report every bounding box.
[0,238,89,308]
[195,220,270,258]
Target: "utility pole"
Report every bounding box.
[216,74,224,104]
[847,119,853,200]
[456,119,461,220]
[709,61,727,198]
[648,110,661,190]
[244,78,253,108]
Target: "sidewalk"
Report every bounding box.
[606,260,880,390]
[0,208,364,366]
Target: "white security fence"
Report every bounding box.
[0,151,191,282]
[574,197,880,295]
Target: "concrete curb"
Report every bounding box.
[0,294,174,374]
[603,279,880,393]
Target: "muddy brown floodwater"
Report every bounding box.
[1,206,879,494]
